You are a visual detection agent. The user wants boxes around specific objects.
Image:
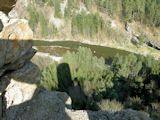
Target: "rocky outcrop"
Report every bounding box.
[0,4,36,119]
[145,40,160,50]
[0,11,34,76]
[2,89,152,120]
[3,91,71,120]
[1,62,41,120]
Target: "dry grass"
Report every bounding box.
[97,99,124,112]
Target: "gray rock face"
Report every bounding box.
[112,109,151,120]
[0,9,35,119]
[1,62,41,120]
[4,90,152,120]
[2,89,152,120]
[4,91,71,120]
[0,11,34,76]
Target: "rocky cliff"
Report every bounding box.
[0,1,153,120]
[0,1,39,119]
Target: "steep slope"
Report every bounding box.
[11,0,160,58]
[0,1,155,120]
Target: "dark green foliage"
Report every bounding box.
[47,0,54,6]
[41,47,160,119]
[138,34,145,46]
[63,47,114,93]
[86,0,160,27]
[27,5,39,31]
[71,12,105,37]
[41,62,58,91]
[110,54,160,114]
[125,96,144,110]
[51,24,58,36]
[54,0,62,18]
[122,0,160,26]
[64,6,72,18]
[35,0,54,6]
[41,47,114,110]
[150,103,160,120]
[95,0,160,27]
[94,0,122,17]
[28,0,160,40]
[39,11,48,37]
[62,47,114,110]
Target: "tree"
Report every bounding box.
[54,0,62,18]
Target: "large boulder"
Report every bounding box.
[0,9,35,119]
[4,91,72,120]
[0,11,34,76]
[3,89,152,120]
[0,0,17,14]
[0,62,41,119]
[111,109,151,120]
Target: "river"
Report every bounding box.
[33,40,130,64]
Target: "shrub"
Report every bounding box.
[150,103,160,120]
[40,47,160,117]
[63,47,114,96]
[54,0,62,18]
[71,12,105,37]
[41,62,58,91]
[39,11,48,37]
[97,99,124,112]
[41,47,114,110]
[138,34,145,46]
[27,5,39,31]
[125,96,144,110]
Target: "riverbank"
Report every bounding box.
[33,38,160,59]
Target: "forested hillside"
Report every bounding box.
[34,0,160,27]
[22,0,159,52]
[13,0,160,56]
[41,47,160,120]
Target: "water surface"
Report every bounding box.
[33,40,130,63]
